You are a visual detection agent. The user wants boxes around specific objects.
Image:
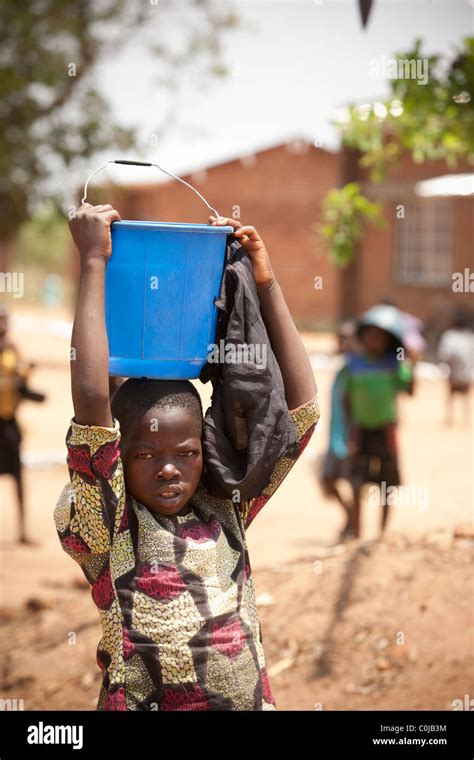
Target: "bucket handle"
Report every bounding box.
[81,159,221,218]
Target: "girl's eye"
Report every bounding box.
[179,450,197,457]
[136,453,154,459]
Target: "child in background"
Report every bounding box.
[438,306,473,426]
[54,202,319,711]
[339,305,414,538]
[0,304,46,543]
[320,321,356,541]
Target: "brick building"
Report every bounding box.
[90,138,473,329]
[344,151,474,327]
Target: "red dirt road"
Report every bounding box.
[1,308,472,710]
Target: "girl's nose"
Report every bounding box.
[156,463,180,480]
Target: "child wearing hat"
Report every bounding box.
[338,304,414,538]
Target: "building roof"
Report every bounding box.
[92,135,338,193]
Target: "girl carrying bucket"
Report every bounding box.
[54,201,319,711]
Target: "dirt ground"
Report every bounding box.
[0,306,473,710]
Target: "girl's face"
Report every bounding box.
[121,406,203,517]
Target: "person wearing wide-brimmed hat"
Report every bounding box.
[338,304,415,539]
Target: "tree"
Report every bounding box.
[320,37,474,265]
[0,0,238,269]
[319,183,384,267]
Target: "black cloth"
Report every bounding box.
[0,418,22,477]
[321,451,349,482]
[348,426,400,489]
[199,238,298,502]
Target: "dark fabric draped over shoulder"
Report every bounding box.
[199,238,299,502]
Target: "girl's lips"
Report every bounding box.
[154,487,183,504]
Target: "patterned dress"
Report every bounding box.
[54,395,319,711]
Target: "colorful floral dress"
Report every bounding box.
[54,395,319,711]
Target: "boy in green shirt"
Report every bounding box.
[340,305,414,538]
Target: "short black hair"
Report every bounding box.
[357,324,401,354]
[110,378,204,443]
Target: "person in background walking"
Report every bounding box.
[0,304,46,543]
[438,306,473,426]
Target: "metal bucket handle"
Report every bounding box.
[81,159,221,219]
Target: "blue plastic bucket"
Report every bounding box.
[82,160,233,379]
[105,220,232,379]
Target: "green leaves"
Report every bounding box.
[0,0,238,242]
[321,37,473,266]
[339,37,474,181]
[317,183,384,267]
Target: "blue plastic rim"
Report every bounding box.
[105,220,233,380]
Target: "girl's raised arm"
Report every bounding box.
[69,203,121,427]
[255,278,317,410]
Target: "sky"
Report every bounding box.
[71,0,473,196]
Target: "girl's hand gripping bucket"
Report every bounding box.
[82,160,233,380]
